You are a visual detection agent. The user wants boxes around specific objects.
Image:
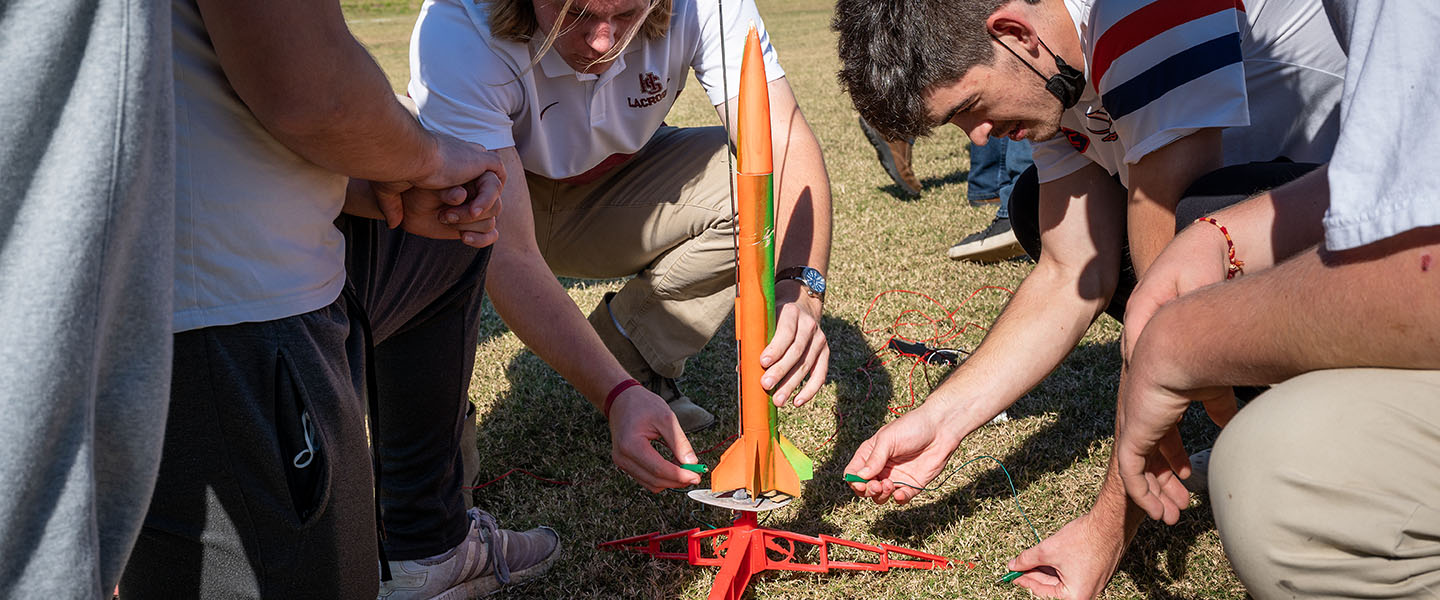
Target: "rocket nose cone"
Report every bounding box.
[736,26,772,174]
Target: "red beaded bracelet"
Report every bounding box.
[1194,217,1245,279]
[603,378,643,419]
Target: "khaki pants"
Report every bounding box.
[1211,368,1440,598]
[526,125,735,379]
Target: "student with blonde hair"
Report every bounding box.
[383,0,835,595]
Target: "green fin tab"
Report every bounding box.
[777,434,813,481]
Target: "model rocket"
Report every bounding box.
[709,26,813,500]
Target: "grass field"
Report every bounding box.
[345,1,1242,597]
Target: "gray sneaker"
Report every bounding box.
[378,509,560,600]
[648,376,716,434]
[1183,448,1212,494]
[947,217,1024,263]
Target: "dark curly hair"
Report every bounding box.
[832,0,1036,140]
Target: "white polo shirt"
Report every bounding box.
[409,0,785,181]
[1033,0,1345,188]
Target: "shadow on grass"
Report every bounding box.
[862,339,1125,546]
[875,169,973,201]
[764,314,896,538]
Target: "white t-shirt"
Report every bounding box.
[409,0,785,181]
[1321,0,1440,251]
[171,0,348,332]
[1033,0,1345,188]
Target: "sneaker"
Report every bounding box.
[947,217,1024,263]
[378,508,560,600]
[1183,448,1212,494]
[649,376,716,434]
[858,116,922,198]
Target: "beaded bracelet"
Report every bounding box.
[1194,217,1245,279]
[603,378,643,419]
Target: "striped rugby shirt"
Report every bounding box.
[1033,0,1346,188]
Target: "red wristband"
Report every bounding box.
[1194,217,1245,279]
[603,378,642,419]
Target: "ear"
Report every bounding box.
[986,9,1041,55]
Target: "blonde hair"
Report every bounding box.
[488,0,672,71]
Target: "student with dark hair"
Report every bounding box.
[833,0,1346,594]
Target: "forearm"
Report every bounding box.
[771,107,832,276]
[198,0,440,182]
[1127,129,1223,276]
[1194,165,1330,273]
[1137,226,1440,391]
[486,250,633,409]
[925,262,1112,438]
[1092,437,1146,540]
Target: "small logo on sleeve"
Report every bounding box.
[628,72,669,108]
[1084,107,1119,142]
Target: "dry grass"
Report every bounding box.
[347,1,1242,597]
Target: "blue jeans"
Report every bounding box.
[967,138,1034,219]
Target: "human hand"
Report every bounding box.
[394,173,503,248]
[763,282,829,407]
[1005,510,1127,599]
[1122,224,1232,365]
[842,402,962,505]
[607,385,702,493]
[373,134,507,228]
[1114,355,1233,524]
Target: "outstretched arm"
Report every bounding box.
[846,162,1128,504]
[483,147,702,493]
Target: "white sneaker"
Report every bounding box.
[947,217,1024,263]
[1183,448,1212,494]
[378,508,560,600]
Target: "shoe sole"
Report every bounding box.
[947,240,1025,263]
[858,117,920,197]
[967,196,1001,207]
[435,528,562,600]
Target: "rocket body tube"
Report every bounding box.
[710,26,811,500]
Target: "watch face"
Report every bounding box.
[801,267,826,293]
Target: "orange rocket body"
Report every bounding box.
[710,26,812,500]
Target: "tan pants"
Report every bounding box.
[526,125,735,379]
[1211,368,1440,598]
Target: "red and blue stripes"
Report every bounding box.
[1091,0,1246,120]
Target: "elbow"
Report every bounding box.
[248,92,356,144]
[1033,256,1120,319]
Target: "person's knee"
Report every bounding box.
[1212,369,1440,597]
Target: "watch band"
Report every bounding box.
[775,266,826,302]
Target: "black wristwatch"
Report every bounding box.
[775,266,826,302]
